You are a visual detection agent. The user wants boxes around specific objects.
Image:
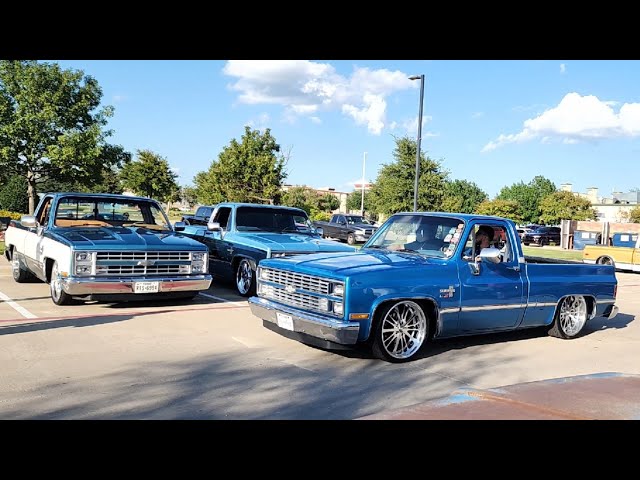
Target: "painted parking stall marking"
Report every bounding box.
[0,290,37,319]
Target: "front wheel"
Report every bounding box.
[548,295,588,339]
[347,233,356,245]
[371,300,428,363]
[50,261,74,305]
[235,258,256,297]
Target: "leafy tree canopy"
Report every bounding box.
[475,199,524,224]
[0,60,129,213]
[369,136,448,214]
[497,175,556,224]
[539,191,597,225]
[629,206,640,224]
[442,179,488,214]
[119,149,179,203]
[193,126,287,205]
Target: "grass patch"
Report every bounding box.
[0,241,4,255]
[522,246,583,261]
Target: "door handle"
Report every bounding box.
[506,266,520,272]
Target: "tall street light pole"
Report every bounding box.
[360,151,366,216]
[409,74,424,212]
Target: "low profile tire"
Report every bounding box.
[50,261,73,306]
[347,233,356,245]
[548,295,589,339]
[235,258,256,297]
[371,300,428,363]
[597,256,614,267]
[523,242,529,246]
[11,249,31,283]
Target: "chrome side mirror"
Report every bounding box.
[479,247,503,264]
[173,221,186,232]
[207,221,221,232]
[21,215,38,229]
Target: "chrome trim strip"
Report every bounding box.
[534,302,557,308]
[596,299,616,304]
[61,275,212,295]
[249,297,359,345]
[439,307,460,314]
[462,304,522,312]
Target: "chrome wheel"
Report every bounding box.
[558,295,588,337]
[378,300,427,360]
[598,257,613,266]
[236,259,254,296]
[50,263,63,301]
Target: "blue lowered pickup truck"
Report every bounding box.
[181,203,355,297]
[249,212,619,362]
[4,192,212,305]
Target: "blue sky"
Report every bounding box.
[55,60,640,199]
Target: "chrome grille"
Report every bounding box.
[98,265,183,276]
[260,284,327,311]
[260,268,330,294]
[97,251,190,261]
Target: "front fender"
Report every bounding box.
[361,294,440,342]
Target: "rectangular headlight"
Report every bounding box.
[75,252,92,262]
[333,302,343,315]
[332,283,344,296]
[75,265,91,275]
[191,263,206,273]
[192,252,205,262]
[271,252,286,258]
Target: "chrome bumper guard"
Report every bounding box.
[61,275,212,295]
[607,305,619,320]
[248,296,360,345]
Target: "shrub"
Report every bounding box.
[310,210,331,222]
[0,210,23,220]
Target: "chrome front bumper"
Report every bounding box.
[60,275,212,295]
[248,296,360,345]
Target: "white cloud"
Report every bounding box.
[389,115,437,137]
[560,63,566,74]
[246,112,270,130]
[472,111,484,119]
[309,116,322,124]
[482,92,640,152]
[112,94,127,103]
[223,60,416,135]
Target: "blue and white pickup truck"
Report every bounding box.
[4,192,212,305]
[181,202,356,297]
[249,212,619,362]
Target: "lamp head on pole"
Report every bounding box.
[408,75,421,81]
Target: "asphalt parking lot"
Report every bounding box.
[0,261,638,419]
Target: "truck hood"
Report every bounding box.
[351,223,378,230]
[51,226,207,251]
[236,233,356,254]
[261,248,445,277]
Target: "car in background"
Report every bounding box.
[521,226,561,246]
[516,227,533,239]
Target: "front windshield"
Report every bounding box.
[236,206,318,235]
[365,214,464,258]
[54,197,172,231]
[345,215,372,225]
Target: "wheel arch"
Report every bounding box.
[549,294,597,325]
[232,254,258,272]
[367,295,439,342]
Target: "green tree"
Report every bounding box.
[369,136,448,214]
[193,126,287,205]
[497,175,556,224]
[346,189,375,214]
[442,180,488,214]
[0,60,130,213]
[629,206,640,224]
[119,150,179,204]
[181,186,198,208]
[0,176,28,213]
[318,193,340,212]
[475,199,523,224]
[281,186,319,214]
[539,191,597,225]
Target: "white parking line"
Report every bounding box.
[0,290,38,319]
[198,292,247,306]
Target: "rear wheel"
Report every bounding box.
[50,261,73,305]
[10,249,31,283]
[597,256,614,267]
[548,295,588,339]
[235,258,256,297]
[371,300,428,363]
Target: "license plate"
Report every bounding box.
[276,312,294,331]
[133,281,160,294]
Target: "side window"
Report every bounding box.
[461,224,513,263]
[36,198,53,226]
[213,207,231,230]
